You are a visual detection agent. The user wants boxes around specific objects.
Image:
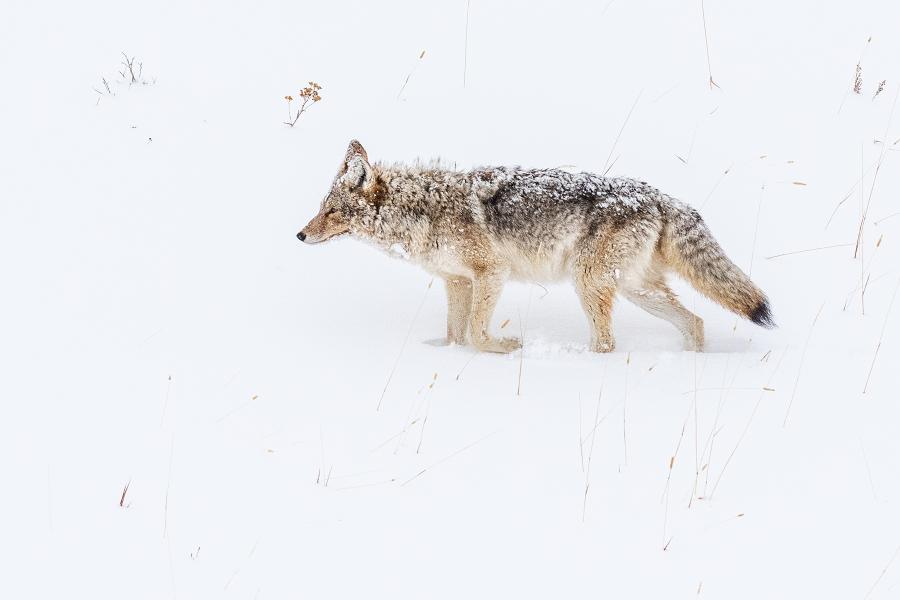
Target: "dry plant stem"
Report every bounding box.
[166,539,176,599]
[47,464,52,530]
[700,0,719,89]
[765,243,853,260]
[826,159,879,229]
[161,374,172,427]
[860,144,866,314]
[516,288,533,396]
[874,211,900,225]
[163,434,174,538]
[662,396,693,545]
[844,271,892,311]
[582,385,604,522]
[397,50,426,100]
[119,480,131,507]
[784,304,825,427]
[863,278,900,394]
[622,352,631,467]
[455,350,480,381]
[577,402,588,468]
[859,438,877,500]
[463,0,471,87]
[224,540,260,591]
[699,165,732,210]
[854,85,900,258]
[709,349,789,499]
[401,431,497,486]
[377,279,434,411]
[416,376,437,454]
[748,186,764,278]
[688,352,709,499]
[701,353,746,497]
[863,544,900,600]
[838,37,871,113]
[602,91,642,176]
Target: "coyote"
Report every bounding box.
[299,140,774,353]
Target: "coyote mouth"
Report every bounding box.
[304,230,349,244]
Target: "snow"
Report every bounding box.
[2,0,900,598]
[389,242,411,260]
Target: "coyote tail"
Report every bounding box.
[659,202,775,328]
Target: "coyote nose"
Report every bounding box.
[297,231,306,241]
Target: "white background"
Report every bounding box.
[2,0,900,597]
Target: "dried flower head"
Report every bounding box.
[853,63,863,95]
[299,81,322,103]
[283,81,323,127]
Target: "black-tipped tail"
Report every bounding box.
[749,300,776,329]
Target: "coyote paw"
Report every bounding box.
[685,319,705,352]
[685,338,704,352]
[475,336,522,354]
[590,337,616,353]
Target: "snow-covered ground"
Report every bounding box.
[3,0,900,597]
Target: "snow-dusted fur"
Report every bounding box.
[299,141,774,352]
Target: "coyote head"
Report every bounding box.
[298,140,382,244]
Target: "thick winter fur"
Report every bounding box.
[299,141,774,353]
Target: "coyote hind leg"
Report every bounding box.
[573,223,661,353]
[621,263,704,351]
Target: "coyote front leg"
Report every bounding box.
[469,270,520,353]
[445,277,472,345]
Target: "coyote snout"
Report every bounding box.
[298,207,350,244]
[297,140,775,353]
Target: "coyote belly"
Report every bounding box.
[299,140,775,353]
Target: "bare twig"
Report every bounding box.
[838,37,871,113]
[622,352,631,466]
[874,211,900,225]
[765,243,853,260]
[602,91,642,175]
[455,350,480,381]
[710,349,788,499]
[854,85,900,258]
[699,164,732,210]
[163,435,174,538]
[377,279,434,410]
[397,50,426,100]
[119,479,131,508]
[401,431,497,486]
[160,374,172,427]
[863,278,900,394]
[863,543,900,600]
[784,304,825,427]
[463,0,471,87]
[700,0,720,89]
[582,384,605,522]
[516,288,533,396]
[748,186,764,278]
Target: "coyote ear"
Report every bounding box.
[340,139,373,189]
